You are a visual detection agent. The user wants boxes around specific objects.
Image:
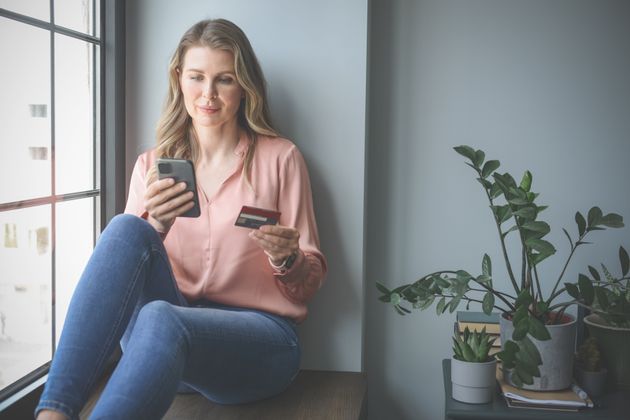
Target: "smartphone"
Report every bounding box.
[156,158,201,218]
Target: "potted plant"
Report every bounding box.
[451,327,498,404]
[565,245,630,392]
[574,337,607,398]
[376,145,624,390]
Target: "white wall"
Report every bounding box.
[366,1,630,419]
[125,0,368,372]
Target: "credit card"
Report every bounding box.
[234,206,281,229]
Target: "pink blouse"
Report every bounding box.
[124,134,327,322]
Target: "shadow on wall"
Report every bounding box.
[272,83,361,370]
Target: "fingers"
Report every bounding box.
[249,225,299,262]
[145,178,195,226]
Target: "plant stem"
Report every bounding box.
[479,173,520,295]
[549,231,589,302]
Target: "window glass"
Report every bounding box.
[0,17,51,203]
[0,205,52,389]
[0,0,49,22]
[55,34,98,194]
[55,198,94,344]
[54,0,100,37]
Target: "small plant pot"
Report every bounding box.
[575,366,607,398]
[584,314,630,392]
[451,357,497,404]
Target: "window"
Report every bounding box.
[0,0,103,404]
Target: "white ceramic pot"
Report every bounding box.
[451,357,497,404]
[499,313,576,390]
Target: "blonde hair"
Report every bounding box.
[150,19,278,184]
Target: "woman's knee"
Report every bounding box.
[101,214,160,248]
[132,301,188,344]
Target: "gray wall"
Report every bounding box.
[366,1,630,419]
[125,0,368,372]
[126,0,630,418]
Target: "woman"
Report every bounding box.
[36,18,326,419]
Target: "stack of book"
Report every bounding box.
[496,365,593,411]
[455,311,501,356]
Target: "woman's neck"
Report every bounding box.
[194,121,241,166]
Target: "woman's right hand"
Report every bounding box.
[144,178,195,234]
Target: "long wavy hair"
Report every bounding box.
[150,19,278,185]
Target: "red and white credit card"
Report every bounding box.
[234,206,280,229]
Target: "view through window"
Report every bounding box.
[0,0,101,400]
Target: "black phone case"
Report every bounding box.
[156,158,201,218]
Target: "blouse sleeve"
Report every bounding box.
[273,145,327,304]
[124,153,150,217]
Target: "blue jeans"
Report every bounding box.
[35,214,300,419]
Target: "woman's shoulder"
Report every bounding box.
[134,148,158,170]
[256,135,300,157]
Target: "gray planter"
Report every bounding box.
[584,314,630,392]
[499,313,576,390]
[451,357,497,404]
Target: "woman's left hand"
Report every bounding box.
[249,224,300,266]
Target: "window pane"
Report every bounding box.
[55,198,94,345]
[0,17,51,203]
[54,0,100,37]
[0,205,52,390]
[55,34,98,194]
[0,0,49,22]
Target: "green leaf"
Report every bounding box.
[508,197,530,206]
[525,238,556,255]
[473,150,486,168]
[514,367,534,386]
[477,178,493,190]
[513,320,529,341]
[564,282,580,300]
[588,266,601,282]
[594,286,609,309]
[519,336,543,365]
[449,296,462,313]
[482,292,495,314]
[453,145,476,162]
[490,182,503,199]
[519,170,532,192]
[456,270,473,282]
[600,213,624,228]
[528,317,551,340]
[522,221,551,235]
[476,274,492,285]
[436,297,446,314]
[515,290,534,307]
[513,207,536,220]
[575,211,586,237]
[482,253,492,277]
[587,207,603,227]
[375,282,391,295]
[578,274,594,305]
[620,246,629,276]
[481,160,500,178]
[535,301,549,314]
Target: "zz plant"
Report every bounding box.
[377,145,624,387]
[453,327,496,363]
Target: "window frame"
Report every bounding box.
[0,0,125,409]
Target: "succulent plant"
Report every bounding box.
[452,327,497,363]
[575,337,603,372]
